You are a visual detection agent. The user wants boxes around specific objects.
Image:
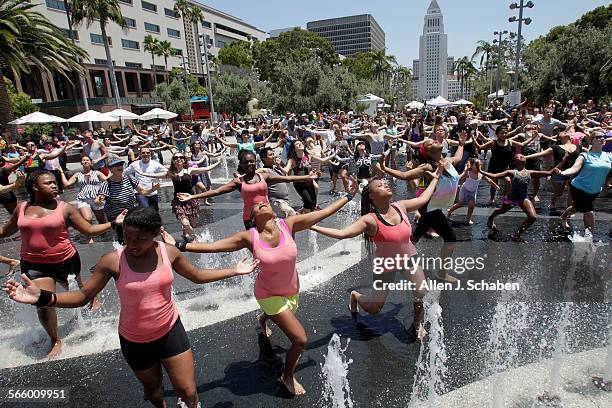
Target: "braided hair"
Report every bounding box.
[25,170,54,203]
[360,181,376,257]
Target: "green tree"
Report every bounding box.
[341,51,376,80]
[155,40,174,83]
[217,40,253,69]
[144,34,159,85]
[0,0,88,124]
[575,4,612,30]
[152,78,189,115]
[370,48,398,86]
[455,57,477,99]
[168,67,207,97]
[253,28,339,81]
[212,73,252,115]
[3,78,37,117]
[70,0,125,108]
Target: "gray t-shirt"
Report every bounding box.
[124,159,166,195]
[264,167,289,200]
[531,117,565,136]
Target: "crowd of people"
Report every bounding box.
[2,97,611,406]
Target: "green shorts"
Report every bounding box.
[257,294,299,316]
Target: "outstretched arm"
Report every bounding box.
[161,227,250,254]
[479,169,514,180]
[177,178,240,201]
[310,216,373,239]
[396,167,441,212]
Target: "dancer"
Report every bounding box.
[0,171,124,357]
[555,132,611,232]
[447,159,499,225]
[0,154,28,214]
[379,132,467,282]
[4,207,259,407]
[161,180,358,396]
[481,154,565,241]
[177,150,319,229]
[58,156,108,244]
[310,166,443,339]
[136,152,220,241]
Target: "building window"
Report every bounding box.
[216,40,226,48]
[164,8,179,18]
[46,0,66,11]
[122,39,139,50]
[202,21,211,29]
[144,22,160,33]
[125,17,136,28]
[172,48,183,56]
[167,28,180,38]
[90,33,112,46]
[118,0,133,4]
[93,74,105,97]
[125,62,143,69]
[94,59,107,65]
[62,29,79,41]
[141,1,157,13]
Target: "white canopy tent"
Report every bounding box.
[488,90,505,99]
[139,108,178,121]
[453,99,474,106]
[405,101,425,109]
[426,96,452,107]
[67,110,118,123]
[356,93,385,116]
[8,111,66,125]
[107,108,140,120]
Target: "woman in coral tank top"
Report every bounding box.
[161,177,359,397]
[0,170,124,358]
[5,207,259,408]
[311,164,443,341]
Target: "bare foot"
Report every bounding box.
[280,375,306,396]
[47,339,62,359]
[560,216,571,229]
[7,260,20,276]
[257,313,271,337]
[466,220,474,225]
[89,295,101,312]
[204,200,212,206]
[487,218,498,231]
[436,272,458,284]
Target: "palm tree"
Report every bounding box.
[70,0,126,108]
[174,0,196,68]
[370,48,398,88]
[0,0,88,124]
[155,40,175,83]
[144,34,159,86]
[454,57,474,99]
[471,40,494,71]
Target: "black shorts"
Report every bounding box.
[21,252,81,284]
[119,317,190,372]
[570,185,599,213]
[525,158,542,171]
[413,209,457,243]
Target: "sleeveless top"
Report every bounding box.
[172,172,193,196]
[418,161,460,212]
[18,201,76,264]
[251,218,299,299]
[292,155,312,185]
[83,142,104,170]
[507,169,531,201]
[76,171,102,200]
[489,141,513,170]
[368,205,417,272]
[116,242,179,343]
[461,174,481,192]
[355,154,372,179]
[551,144,578,170]
[240,174,268,220]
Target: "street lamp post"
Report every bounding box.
[179,54,192,119]
[493,30,509,100]
[199,33,215,122]
[509,1,534,96]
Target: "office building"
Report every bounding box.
[269,27,303,39]
[307,14,385,57]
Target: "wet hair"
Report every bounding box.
[259,147,274,161]
[26,170,54,202]
[359,181,378,256]
[123,207,162,233]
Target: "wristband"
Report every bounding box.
[345,193,353,202]
[110,220,117,230]
[35,289,53,307]
[175,240,187,252]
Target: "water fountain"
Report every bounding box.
[320,333,353,408]
[409,290,447,407]
[308,230,320,273]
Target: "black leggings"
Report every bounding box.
[413,209,457,242]
[294,182,317,210]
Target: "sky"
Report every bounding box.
[198,0,609,68]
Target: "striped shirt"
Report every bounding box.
[98,175,138,221]
[76,171,103,201]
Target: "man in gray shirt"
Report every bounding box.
[124,146,165,210]
[259,147,296,217]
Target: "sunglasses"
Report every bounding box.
[173,156,185,160]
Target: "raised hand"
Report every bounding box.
[115,209,128,225]
[3,274,41,305]
[347,175,359,197]
[159,227,176,245]
[177,192,193,202]
[235,256,260,275]
[308,170,321,179]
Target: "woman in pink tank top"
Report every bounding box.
[160,178,359,397]
[0,170,124,358]
[311,167,442,341]
[5,207,259,408]
[176,150,320,229]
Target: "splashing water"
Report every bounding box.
[66,274,85,329]
[409,290,447,407]
[221,154,230,181]
[309,230,320,273]
[320,333,353,408]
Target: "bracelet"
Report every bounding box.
[345,193,353,202]
[34,289,53,307]
[110,220,117,230]
[175,240,187,252]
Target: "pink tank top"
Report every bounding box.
[240,174,268,220]
[116,242,179,343]
[251,219,299,299]
[18,201,76,264]
[369,205,417,272]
